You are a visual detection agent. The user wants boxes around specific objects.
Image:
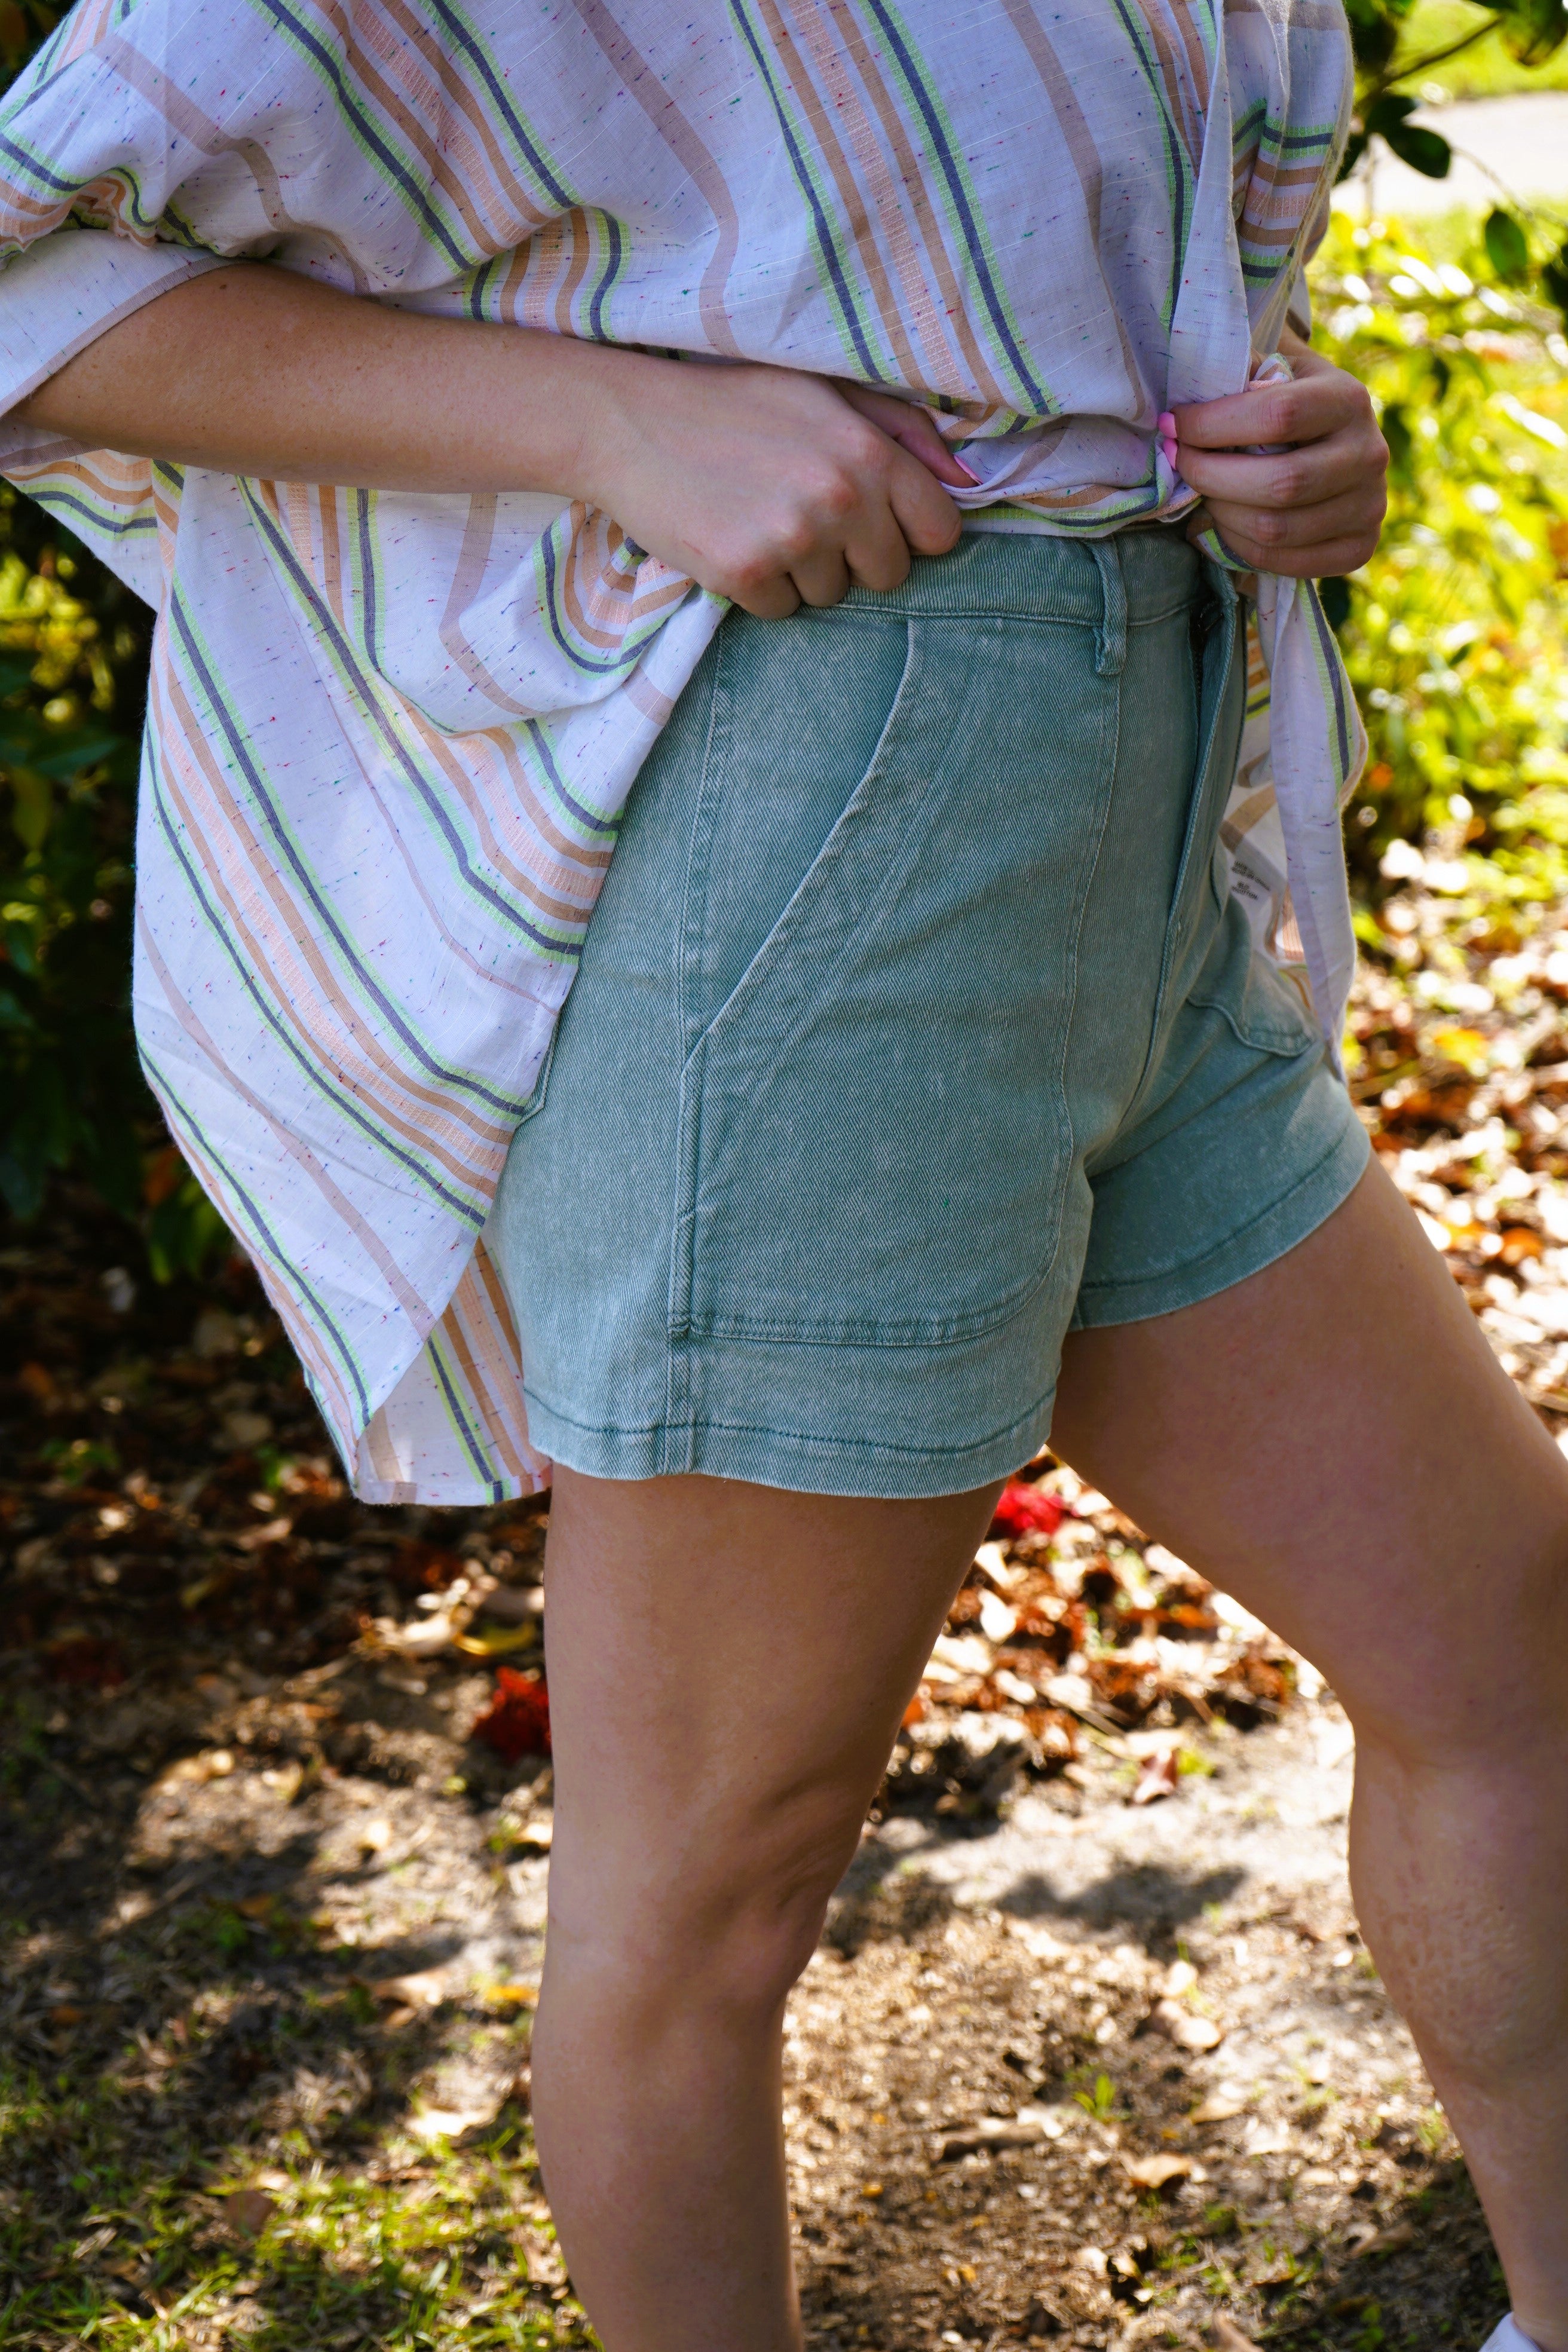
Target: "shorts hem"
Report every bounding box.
[1070,1108,1370,1333]
[520,1383,1056,1500]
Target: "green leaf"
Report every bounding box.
[8,767,52,849]
[30,727,122,780]
[1364,91,1420,131]
[1483,209,1531,283]
[1493,0,1567,65]
[1346,0,1400,70]
[1382,118,1452,177]
[1544,239,1568,332]
[1380,402,1413,472]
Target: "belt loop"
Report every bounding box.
[1089,536,1128,678]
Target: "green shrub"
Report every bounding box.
[1312,213,1568,916]
[0,491,151,1221]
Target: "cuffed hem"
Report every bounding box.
[520,1379,1054,1500]
[0,227,230,425]
[1071,1106,1370,1332]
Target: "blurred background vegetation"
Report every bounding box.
[1,0,1566,1276]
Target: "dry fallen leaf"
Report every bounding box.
[408,2102,498,2142]
[936,2114,1049,2160]
[1210,2319,1262,2351]
[1350,2220,1417,2260]
[157,1748,235,1788]
[1190,2094,1247,2124]
[369,1970,447,2010]
[222,2189,277,2239]
[453,1624,540,1657]
[1131,1744,1180,1805]
[976,1589,1019,1644]
[1122,2151,1202,2190]
[375,1613,458,1656]
[1150,1997,1224,2052]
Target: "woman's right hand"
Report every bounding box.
[17,264,970,616]
[579,354,972,617]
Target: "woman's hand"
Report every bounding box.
[582,360,972,618]
[1166,329,1388,579]
[18,264,970,621]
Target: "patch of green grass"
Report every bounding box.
[1070,2070,1121,2122]
[0,1971,592,2351]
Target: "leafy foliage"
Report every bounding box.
[0,489,152,1223]
[1340,0,1568,328]
[1312,214,1568,920]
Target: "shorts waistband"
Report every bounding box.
[823,519,1208,629]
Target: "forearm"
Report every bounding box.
[10,252,966,618]
[11,259,649,498]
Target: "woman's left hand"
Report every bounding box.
[1168,328,1388,578]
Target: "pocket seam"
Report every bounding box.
[673,620,1116,1351]
[682,616,922,1069]
[1186,969,1324,1060]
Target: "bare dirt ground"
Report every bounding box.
[13,878,1568,2349]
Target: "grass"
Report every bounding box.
[0,1821,589,2351]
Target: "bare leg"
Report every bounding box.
[1051,1156,1568,2352]
[529,1470,1001,2352]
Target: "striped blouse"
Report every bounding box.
[0,0,1362,1503]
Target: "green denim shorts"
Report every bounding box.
[489,527,1368,1496]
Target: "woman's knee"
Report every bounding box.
[1331,1535,1568,1769]
[547,1775,870,2020]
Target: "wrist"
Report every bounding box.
[528,337,673,512]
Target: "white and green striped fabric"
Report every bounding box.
[0,0,1362,1502]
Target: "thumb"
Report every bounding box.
[839,382,980,488]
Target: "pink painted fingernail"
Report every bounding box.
[1157,411,1176,436]
[953,455,982,485]
[1159,435,1178,470]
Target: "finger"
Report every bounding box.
[843,513,914,596]
[788,549,853,609]
[1176,425,1386,510]
[1201,483,1384,556]
[1202,525,1380,581]
[1171,369,1370,454]
[840,384,979,488]
[886,449,964,559]
[722,567,803,621]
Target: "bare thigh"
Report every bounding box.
[540,1473,1003,1968]
[1050,1156,1568,1745]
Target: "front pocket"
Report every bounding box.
[1189,911,1326,1059]
[669,610,1122,1349]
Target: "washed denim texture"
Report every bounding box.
[490,528,1369,1496]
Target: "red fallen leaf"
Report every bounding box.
[45,1635,127,1689]
[989,1480,1064,1541]
[470,1667,551,1761]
